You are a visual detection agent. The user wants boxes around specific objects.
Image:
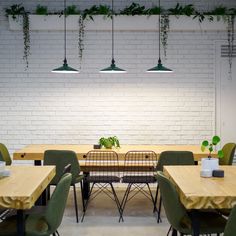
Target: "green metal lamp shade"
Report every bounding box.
[100,60,126,73]
[147,59,173,73]
[52,59,79,74]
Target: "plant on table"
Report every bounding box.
[99,136,120,149]
[201,135,224,159]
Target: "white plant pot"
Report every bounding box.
[201,158,219,177]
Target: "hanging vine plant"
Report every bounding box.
[22,12,30,69]
[227,14,235,78]
[5,4,30,69]
[78,15,85,68]
[160,14,170,59]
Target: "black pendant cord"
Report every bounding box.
[158,0,161,64]
[111,0,115,64]
[64,0,67,64]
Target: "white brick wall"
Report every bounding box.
[0,0,235,156]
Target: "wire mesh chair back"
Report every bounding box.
[84,150,120,182]
[122,151,157,183]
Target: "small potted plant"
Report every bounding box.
[99,136,120,149]
[200,135,224,177]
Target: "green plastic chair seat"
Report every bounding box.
[224,205,236,236]
[219,143,236,165]
[0,143,12,166]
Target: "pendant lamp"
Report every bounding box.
[52,0,78,73]
[100,0,126,73]
[146,0,173,73]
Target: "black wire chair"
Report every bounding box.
[81,150,122,222]
[120,150,158,222]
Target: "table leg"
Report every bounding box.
[17,210,25,236]
[189,210,200,236]
[83,172,90,200]
[34,160,47,205]
[34,160,42,166]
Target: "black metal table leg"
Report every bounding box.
[34,160,42,166]
[83,172,90,200]
[34,160,48,205]
[17,210,25,236]
[189,210,200,236]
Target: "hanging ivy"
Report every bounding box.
[78,15,85,68]
[160,15,170,59]
[22,12,30,69]
[227,15,235,78]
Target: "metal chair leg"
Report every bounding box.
[153,185,159,212]
[167,226,172,236]
[80,181,85,213]
[158,196,162,223]
[72,184,79,223]
[119,183,132,222]
[110,183,124,222]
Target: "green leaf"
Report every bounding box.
[202,140,209,147]
[209,146,213,152]
[218,150,224,158]
[201,145,206,152]
[212,135,220,145]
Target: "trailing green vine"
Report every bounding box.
[160,15,170,59]
[22,12,30,69]
[5,2,236,71]
[227,15,235,78]
[78,15,85,68]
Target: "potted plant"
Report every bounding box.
[99,136,120,149]
[200,135,224,177]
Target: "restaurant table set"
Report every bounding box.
[0,144,236,236]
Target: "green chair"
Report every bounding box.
[219,143,236,165]
[0,173,72,236]
[156,171,227,236]
[44,150,84,223]
[155,151,195,222]
[0,143,12,165]
[224,205,236,236]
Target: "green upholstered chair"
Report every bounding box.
[44,150,84,223]
[224,205,236,236]
[219,143,236,165]
[156,171,227,236]
[0,173,72,236]
[155,151,195,222]
[0,143,12,165]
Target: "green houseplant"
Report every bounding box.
[99,136,120,149]
[201,135,224,158]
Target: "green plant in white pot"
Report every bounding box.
[99,136,120,149]
[200,135,224,177]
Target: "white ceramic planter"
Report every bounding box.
[201,158,219,177]
[8,15,233,31]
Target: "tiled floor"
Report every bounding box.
[59,188,170,236]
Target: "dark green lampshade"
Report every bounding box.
[147,59,173,73]
[52,59,79,74]
[100,60,126,73]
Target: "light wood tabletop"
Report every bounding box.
[164,165,236,210]
[13,144,214,162]
[0,166,55,209]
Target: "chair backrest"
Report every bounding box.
[224,205,236,236]
[84,150,119,177]
[44,150,80,184]
[156,171,191,232]
[157,151,194,171]
[0,143,12,166]
[123,150,157,178]
[219,143,236,165]
[44,173,72,234]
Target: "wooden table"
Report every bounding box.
[164,166,236,236]
[0,166,55,236]
[13,144,213,164]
